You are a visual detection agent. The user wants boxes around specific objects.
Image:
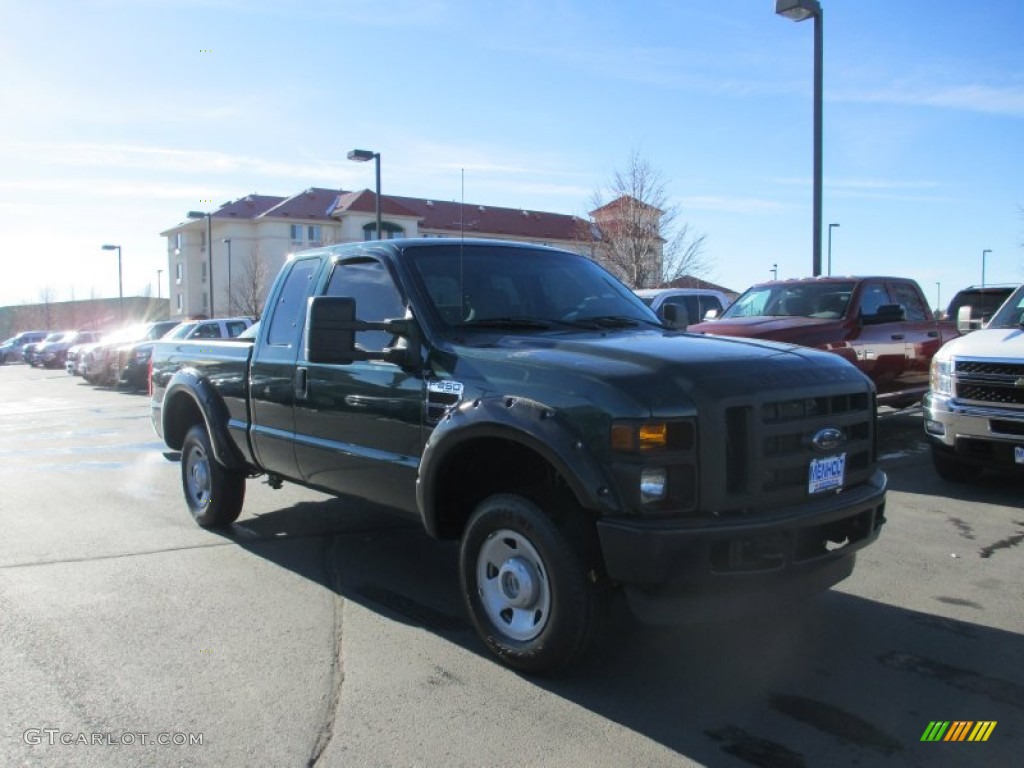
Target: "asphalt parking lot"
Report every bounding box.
[0,364,1021,767]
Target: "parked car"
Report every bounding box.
[24,332,70,367]
[150,238,886,673]
[0,331,49,364]
[689,276,961,409]
[160,317,255,342]
[39,330,102,369]
[84,321,180,387]
[943,284,1018,331]
[117,317,253,390]
[924,284,1024,479]
[634,288,733,330]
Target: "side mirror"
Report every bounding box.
[305,296,421,367]
[956,304,982,333]
[662,304,688,330]
[703,309,719,321]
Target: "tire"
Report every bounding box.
[181,424,245,527]
[459,493,603,674]
[931,445,976,483]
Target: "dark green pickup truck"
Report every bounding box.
[151,238,887,672]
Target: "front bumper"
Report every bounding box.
[119,360,149,390]
[596,469,887,625]
[923,392,1024,469]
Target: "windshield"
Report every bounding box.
[403,244,659,331]
[722,282,855,319]
[162,322,197,340]
[947,288,1014,322]
[984,287,1024,328]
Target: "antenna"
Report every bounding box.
[459,169,465,326]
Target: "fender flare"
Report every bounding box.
[161,368,249,473]
[416,395,623,538]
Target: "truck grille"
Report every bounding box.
[707,388,875,517]
[955,358,1024,408]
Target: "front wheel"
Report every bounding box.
[931,445,977,483]
[459,494,602,674]
[181,424,245,527]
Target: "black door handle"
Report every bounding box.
[294,367,308,399]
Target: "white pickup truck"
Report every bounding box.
[924,284,1024,480]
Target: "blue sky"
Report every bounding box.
[1,0,1021,311]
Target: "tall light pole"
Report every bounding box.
[157,269,163,299]
[827,222,840,276]
[776,0,824,277]
[771,263,779,280]
[981,248,992,288]
[101,244,124,322]
[222,238,232,315]
[935,281,941,317]
[347,148,381,240]
[187,210,214,316]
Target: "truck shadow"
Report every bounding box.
[213,493,1024,767]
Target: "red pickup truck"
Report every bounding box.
[689,276,959,408]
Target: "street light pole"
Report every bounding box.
[771,263,779,281]
[157,269,163,299]
[935,281,941,317]
[776,0,824,277]
[187,210,215,317]
[981,249,992,288]
[101,244,124,322]
[827,222,839,276]
[223,238,232,315]
[348,149,382,240]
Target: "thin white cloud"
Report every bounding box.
[772,176,942,191]
[3,141,350,182]
[677,196,790,214]
[836,82,1024,117]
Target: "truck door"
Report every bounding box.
[888,280,941,391]
[293,255,424,517]
[848,280,907,397]
[249,255,322,480]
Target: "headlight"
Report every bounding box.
[930,355,953,396]
[640,467,667,502]
[611,419,698,514]
[610,420,694,452]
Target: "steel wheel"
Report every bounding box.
[459,493,604,673]
[476,528,552,642]
[180,424,245,527]
[184,438,213,510]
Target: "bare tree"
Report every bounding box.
[578,150,708,289]
[235,245,271,320]
[37,287,56,329]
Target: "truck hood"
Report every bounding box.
[449,328,869,418]
[941,327,1024,358]
[689,315,840,342]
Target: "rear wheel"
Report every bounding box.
[931,445,976,483]
[181,424,245,527]
[459,493,603,674]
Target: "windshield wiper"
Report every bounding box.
[572,315,644,328]
[460,317,553,329]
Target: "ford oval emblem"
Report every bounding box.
[811,427,845,452]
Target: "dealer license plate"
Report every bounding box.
[809,453,846,494]
[1015,446,1024,465]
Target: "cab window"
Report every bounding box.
[325,258,404,352]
